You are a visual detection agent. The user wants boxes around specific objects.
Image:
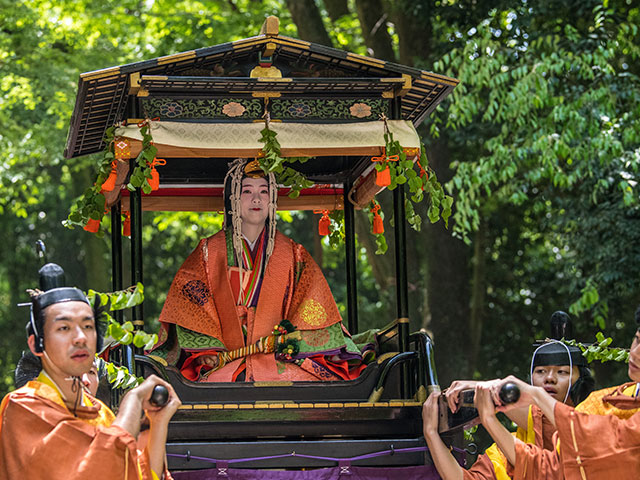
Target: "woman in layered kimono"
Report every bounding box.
[150,158,370,382]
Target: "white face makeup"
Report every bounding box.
[239,177,270,232]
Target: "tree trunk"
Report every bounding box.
[468,220,486,373]
[285,0,334,46]
[323,0,350,21]
[387,1,433,66]
[354,0,396,61]
[423,137,472,385]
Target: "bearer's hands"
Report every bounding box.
[490,376,538,413]
[134,375,181,425]
[422,391,441,438]
[445,380,478,412]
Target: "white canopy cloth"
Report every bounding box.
[114,120,420,157]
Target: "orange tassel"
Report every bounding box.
[376,166,391,187]
[371,203,384,234]
[122,211,131,237]
[101,161,118,192]
[318,210,331,236]
[84,218,101,233]
[148,158,166,191]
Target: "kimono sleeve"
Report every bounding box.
[553,401,640,479]
[0,395,154,480]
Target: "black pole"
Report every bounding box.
[393,184,411,398]
[129,162,144,367]
[344,180,358,334]
[109,202,124,406]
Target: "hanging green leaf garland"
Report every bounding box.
[89,283,159,389]
[257,125,313,198]
[365,122,454,253]
[65,121,158,234]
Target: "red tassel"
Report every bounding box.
[84,218,100,233]
[148,158,166,191]
[318,210,331,236]
[101,161,118,192]
[149,167,160,191]
[376,166,391,187]
[371,203,384,234]
[122,211,131,237]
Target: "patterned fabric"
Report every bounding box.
[153,229,369,382]
[181,280,210,306]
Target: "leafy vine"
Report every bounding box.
[65,121,158,235]
[89,283,158,389]
[365,128,454,253]
[565,332,629,364]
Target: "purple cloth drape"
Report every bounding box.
[172,465,441,480]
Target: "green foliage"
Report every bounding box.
[258,126,313,198]
[103,359,142,389]
[65,122,158,233]
[566,332,629,364]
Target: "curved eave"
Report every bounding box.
[64,34,458,160]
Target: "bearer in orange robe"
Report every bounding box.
[473,309,640,480]
[151,158,371,382]
[423,334,595,480]
[0,263,181,480]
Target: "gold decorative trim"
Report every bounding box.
[263,42,277,56]
[346,53,386,68]
[157,51,196,65]
[80,66,121,80]
[145,355,168,367]
[260,16,280,36]
[253,381,293,387]
[397,317,410,323]
[252,92,281,98]
[257,77,291,82]
[377,352,400,364]
[129,72,141,95]
[178,400,424,410]
[273,36,311,49]
[420,72,459,86]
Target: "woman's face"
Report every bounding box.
[239,177,270,228]
[532,365,580,404]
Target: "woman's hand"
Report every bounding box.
[195,354,220,369]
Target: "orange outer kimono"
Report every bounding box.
[0,372,162,480]
[463,406,555,480]
[154,230,365,382]
[512,382,640,480]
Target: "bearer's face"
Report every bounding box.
[628,330,640,382]
[82,363,99,396]
[240,177,270,227]
[532,365,580,404]
[41,301,96,378]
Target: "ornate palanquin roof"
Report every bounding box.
[64,17,458,161]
